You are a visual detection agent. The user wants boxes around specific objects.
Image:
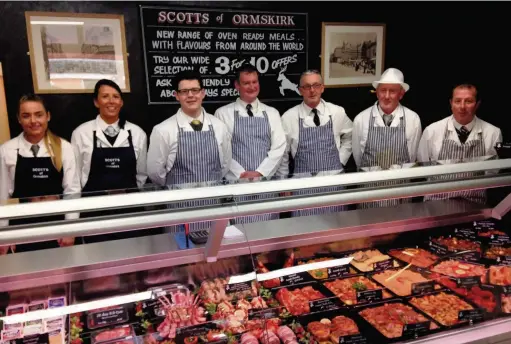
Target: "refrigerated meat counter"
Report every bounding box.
[0,160,511,344]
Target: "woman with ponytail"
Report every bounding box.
[71,79,154,243]
[0,94,81,253]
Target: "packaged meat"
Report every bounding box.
[4,303,27,330]
[388,248,439,268]
[408,291,474,326]
[349,249,400,272]
[358,301,438,339]
[91,324,133,344]
[430,260,487,283]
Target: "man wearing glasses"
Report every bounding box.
[214,63,287,223]
[352,68,422,208]
[147,71,232,230]
[279,69,353,217]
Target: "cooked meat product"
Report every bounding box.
[409,292,473,326]
[372,269,433,296]
[388,248,439,268]
[324,276,391,305]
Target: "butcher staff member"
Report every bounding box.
[352,68,422,208]
[279,70,353,217]
[0,94,80,254]
[417,83,502,204]
[147,70,232,232]
[215,63,286,224]
[71,79,151,241]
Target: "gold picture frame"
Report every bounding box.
[321,22,386,88]
[25,11,130,94]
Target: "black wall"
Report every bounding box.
[1,1,509,147]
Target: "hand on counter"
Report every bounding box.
[58,237,75,247]
[240,171,263,179]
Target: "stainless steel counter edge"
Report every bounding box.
[0,200,489,292]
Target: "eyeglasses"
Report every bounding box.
[177,88,202,95]
[300,83,323,91]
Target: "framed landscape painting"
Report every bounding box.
[321,22,385,88]
[25,11,130,93]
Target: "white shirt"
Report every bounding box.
[214,98,286,179]
[147,108,232,186]
[352,102,422,168]
[279,99,353,177]
[71,115,148,189]
[0,133,81,224]
[417,115,502,163]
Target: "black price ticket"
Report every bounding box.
[308,298,342,313]
[402,321,431,337]
[356,289,382,303]
[458,308,484,322]
[337,334,367,344]
[456,276,481,288]
[373,259,393,272]
[327,265,351,279]
[411,281,435,295]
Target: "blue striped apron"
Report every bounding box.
[358,104,411,209]
[166,123,223,232]
[424,119,486,204]
[229,110,280,224]
[291,115,346,217]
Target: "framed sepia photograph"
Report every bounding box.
[25,11,130,94]
[321,22,385,88]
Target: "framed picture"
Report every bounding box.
[321,22,385,88]
[25,11,130,94]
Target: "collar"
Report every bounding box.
[237,97,259,113]
[176,108,207,127]
[375,102,403,118]
[96,115,120,131]
[302,99,325,116]
[447,115,481,133]
[19,133,45,149]
[451,115,476,132]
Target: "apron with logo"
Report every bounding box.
[291,113,346,217]
[358,105,411,209]
[424,120,486,204]
[81,130,155,242]
[166,124,223,232]
[229,110,279,224]
[10,150,64,252]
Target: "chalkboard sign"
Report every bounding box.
[140,6,308,104]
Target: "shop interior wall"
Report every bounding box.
[0,1,509,171]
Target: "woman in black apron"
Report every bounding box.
[0,94,81,253]
[71,79,161,243]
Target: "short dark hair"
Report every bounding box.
[94,79,122,100]
[174,70,203,91]
[235,63,259,83]
[452,83,478,101]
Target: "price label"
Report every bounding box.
[225,281,252,294]
[451,251,481,263]
[411,281,435,295]
[402,321,431,337]
[496,256,511,265]
[308,298,342,313]
[88,307,129,329]
[279,272,311,286]
[458,309,484,322]
[337,334,367,344]
[454,228,476,240]
[473,220,496,230]
[356,289,382,304]
[490,234,511,246]
[327,265,351,279]
[248,308,280,320]
[428,241,448,255]
[176,322,218,338]
[373,259,393,272]
[456,276,481,288]
[15,333,49,344]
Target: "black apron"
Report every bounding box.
[10,152,64,252]
[81,130,161,242]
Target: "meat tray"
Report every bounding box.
[346,249,401,273]
[369,266,444,297]
[406,289,487,329]
[322,274,397,307]
[386,247,440,269]
[297,308,369,344]
[352,298,442,343]
[269,281,344,316]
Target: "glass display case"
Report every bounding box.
[1,159,511,344]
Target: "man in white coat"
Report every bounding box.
[352,67,422,208]
[417,83,502,204]
[147,70,232,231]
[280,69,353,217]
[215,63,286,224]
